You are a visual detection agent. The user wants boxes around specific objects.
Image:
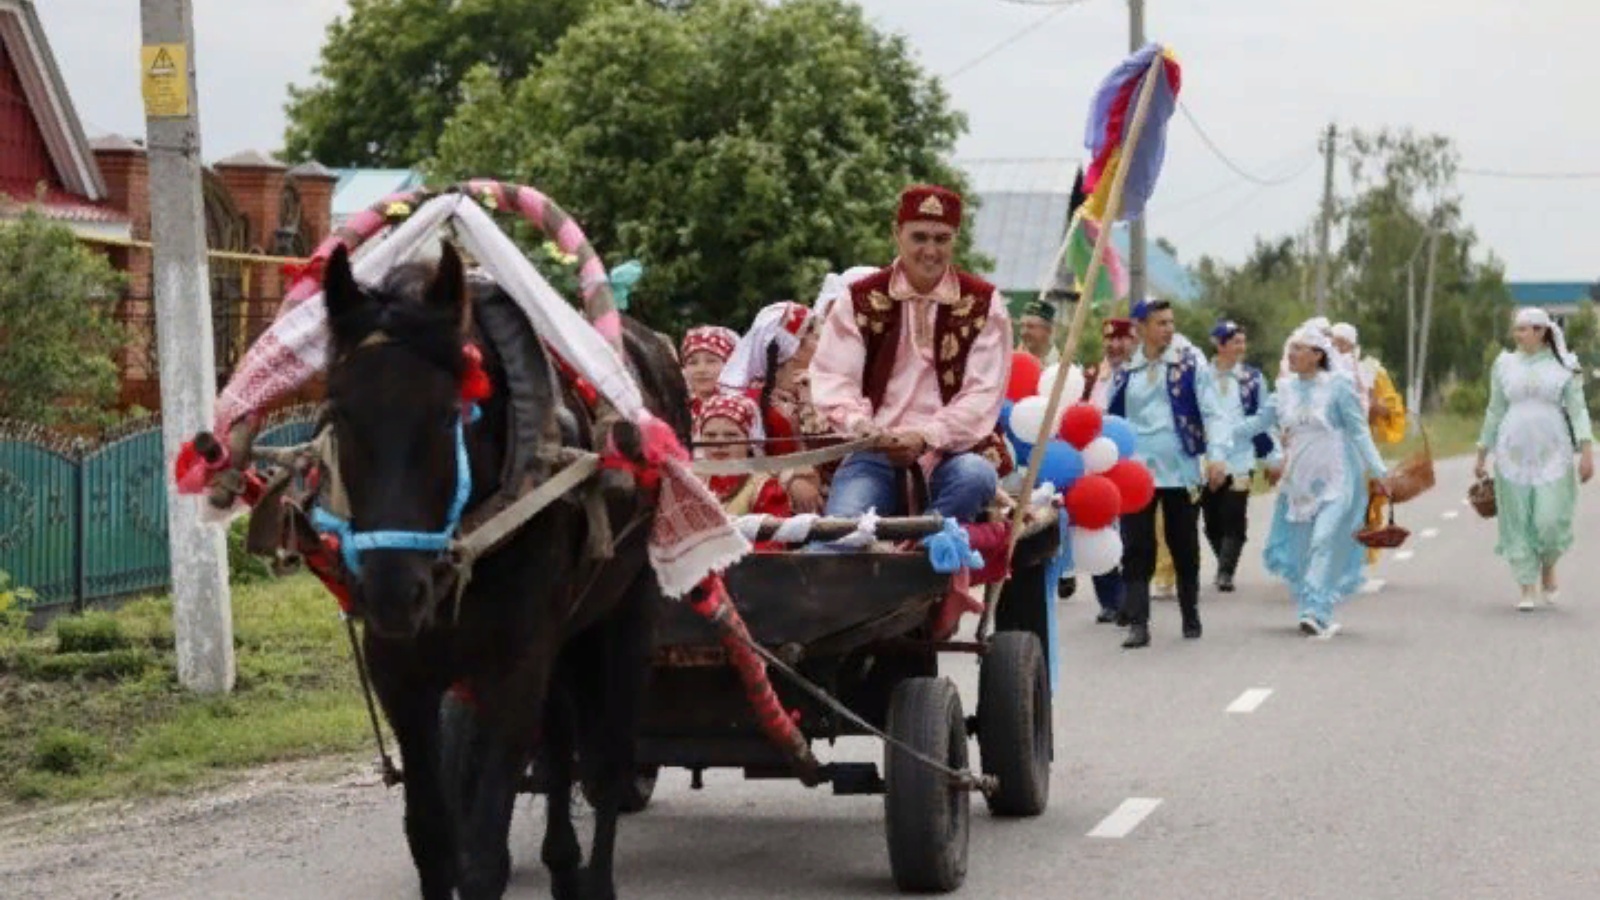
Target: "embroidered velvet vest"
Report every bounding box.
[850,267,996,411]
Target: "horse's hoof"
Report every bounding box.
[550,869,585,900]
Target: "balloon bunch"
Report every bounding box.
[1001,350,1155,576]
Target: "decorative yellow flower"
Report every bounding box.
[383,201,412,220]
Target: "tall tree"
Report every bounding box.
[283,0,631,166]
[428,0,977,332]
[0,212,126,427]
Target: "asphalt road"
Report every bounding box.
[6,455,1600,899]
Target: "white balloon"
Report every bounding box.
[1070,526,1123,576]
[1008,396,1049,445]
[1036,363,1086,405]
[1083,436,1119,475]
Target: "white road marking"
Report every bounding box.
[1442,510,1460,520]
[1420,528,1440,539]
[1088,798,1163,838]
[1394,550,1416,561]
[1361,578,1387,595]
[1226,688,1274,714]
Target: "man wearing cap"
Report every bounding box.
[809,183,1012,526]
[1081,316,1138,623]
[1018,298,1061,366]
[1108,299,1232,648]
[1204,319,1281,592]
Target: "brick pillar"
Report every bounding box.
[92,135,155,394]
[214,149,288,300]
[287,161,338,247]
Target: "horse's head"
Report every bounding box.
[322,241,474,640]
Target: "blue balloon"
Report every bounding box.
[1101,415,1137,459]
[998,399,1015,435]
[1037,440,1085,492]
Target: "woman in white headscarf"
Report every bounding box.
[1240,325,1394,639]
[720,300,824,510]
[1475,307,1595,609]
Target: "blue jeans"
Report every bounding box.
[824,451,998,522]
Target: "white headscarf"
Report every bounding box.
[719,301,811,392]
[813,266,879,323]
[1515,307,1580,371]
[1331,322,1358,346]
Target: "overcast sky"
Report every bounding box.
[34,0,1600,280]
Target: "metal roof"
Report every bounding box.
[332,168,427,224]
[959,157,1199,302]
[1507,281,1593,307]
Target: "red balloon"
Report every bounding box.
[1063,474,1121,530]
[1058,403,1103,449]
[1007,351,1043,402]
[1104,459,1156,515]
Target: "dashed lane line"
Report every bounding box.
[1088,798,1163,838]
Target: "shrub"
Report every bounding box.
[30,728,107,775]
[228,517,273,585]
[55,612,130,654]
[1445,381,1489,418]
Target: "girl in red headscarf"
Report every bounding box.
[680,325,739,417]
[695,394,793,549]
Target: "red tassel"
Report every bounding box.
[460,343,493,404]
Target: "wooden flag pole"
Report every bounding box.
[979,50,1169,641]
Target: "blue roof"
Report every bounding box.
[331,168,426,223]
[1507,281,1593,307]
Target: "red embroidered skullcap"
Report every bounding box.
[681,325,739,362]
[695,392,761,438]
[1102,318,1134,340]
[896,183,963,229]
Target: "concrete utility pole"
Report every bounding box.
[1313,123,1337,315]
[1126,0,1148,304]
[140,0,234,693]
[1413,229,1441,425]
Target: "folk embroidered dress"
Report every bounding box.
[1244,373,1388,627]
[1477,349,1594,585]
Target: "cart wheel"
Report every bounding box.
[978,631,1052,817]
[581,765,659,814]
[884,677,970,894]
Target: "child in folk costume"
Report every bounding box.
[1474,308,1595,610]
[681,325,739,417]
[719,301,825,511]
[694,394,794,551]
[1239,326,1395,639]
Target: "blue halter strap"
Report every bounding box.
[310,405,480,577]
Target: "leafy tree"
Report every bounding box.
[428,0,979,333]
[0,211,126,427]
[283,0,640,166]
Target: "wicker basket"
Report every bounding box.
[1467,476,1497,519]
[1386,428,1435,504]
[1355,504,1410,549]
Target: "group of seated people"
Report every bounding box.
[679,183,1021,541]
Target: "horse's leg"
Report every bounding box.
[368,639,455,900]
[450,712,521,900]
[577,582,656,900]
[540,684,585,900]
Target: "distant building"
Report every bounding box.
[1506,281,1596,322]
[960,157,1200,316]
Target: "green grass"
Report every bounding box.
[0,575,373,806]
[1383,412,1481,462]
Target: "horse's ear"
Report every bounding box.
[323,244,362,347]
[428,243,469,332]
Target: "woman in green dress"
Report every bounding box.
[1475,308,1595,610]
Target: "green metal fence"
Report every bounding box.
[0,409,318,611]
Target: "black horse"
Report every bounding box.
[319,241,685,899]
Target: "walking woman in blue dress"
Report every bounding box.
[1239,325,1395,638]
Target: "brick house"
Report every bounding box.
[1,0,336,410]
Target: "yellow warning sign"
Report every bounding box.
[140,43,188,118]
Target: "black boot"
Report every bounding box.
[1181,602,1202,639]
[1215,537,1242,593]
[1122,622,1150,648]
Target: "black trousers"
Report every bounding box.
[1201,479,1250,554]
[1120,488,1201,626]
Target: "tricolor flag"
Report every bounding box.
[1064,169,1129,306]
[1082,42,1182,222]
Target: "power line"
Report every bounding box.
[1152,148,1319,216]
[1176,100,1316,187]
[1458,167,1600,181]
[944,0,1096,80]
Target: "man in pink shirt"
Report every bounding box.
[809,183,1013,523]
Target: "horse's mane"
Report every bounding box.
[332,260,467,379]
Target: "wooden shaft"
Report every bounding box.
[983,50,1169,639]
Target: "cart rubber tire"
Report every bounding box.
[884,677,970,894]
[978,631,1052,817]
[582,766,659,814]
